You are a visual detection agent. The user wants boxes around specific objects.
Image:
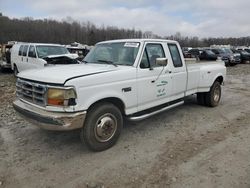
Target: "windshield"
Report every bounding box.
[84,42,140,66]
[241,51,249,55]
[218,49,225,53]
[213,49,224,54]
[36,45,69,58]
[206,50,215,55]
[223,48,233,53]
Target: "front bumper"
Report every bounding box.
[230,59,241,64]
[13,99,86,131]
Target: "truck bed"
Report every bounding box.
[185,58,226,95]
[185,58,225,65]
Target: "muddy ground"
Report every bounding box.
[0,64,250,188]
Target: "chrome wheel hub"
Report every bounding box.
[214,86,220,102]
[94,113,117,142]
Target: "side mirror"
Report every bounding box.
[156,58,168,66]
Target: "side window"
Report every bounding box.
[168,44,183,67]
[140,43,165,69]
[22,45,29,56]
[18,45,24,56]
[28,45,36,58]
[140,50,149,68]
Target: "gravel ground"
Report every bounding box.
[0,64,250,188]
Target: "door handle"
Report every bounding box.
[165,70,172,74]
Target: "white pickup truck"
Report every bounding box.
[13,39,226,151]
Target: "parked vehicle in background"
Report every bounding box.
[182,47,192,58]
[231,49,250,63]
[188,48,217,61]
[66,42,91,61]
[11,43,79,76]
[223,48,241,66]
[0,43,14,71]
[243,48,250,54]
[13,39,226,151]
[211,48,241,66]
[199,49,217,60]
[188,48,200,57]
[210,48,229,65]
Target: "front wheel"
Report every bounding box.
[81,102,123,151]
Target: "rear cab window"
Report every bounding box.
[168,43,183,67]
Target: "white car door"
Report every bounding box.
[27,45,47,70]
[167,43,187,100]
[137,42,173,111]
[18,44,29,72]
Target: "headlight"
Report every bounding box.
[47,87,77,106]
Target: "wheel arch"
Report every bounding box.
[12,63,17,71]
[214,75,224,85]
[87,97,126,115]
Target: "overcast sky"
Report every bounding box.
[1,0,250,38]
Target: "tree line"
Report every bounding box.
[0,13,250,47]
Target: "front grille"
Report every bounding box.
[222,57,228,61]
[234,55,241,60]
[16,79,47,106]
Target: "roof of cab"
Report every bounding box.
[97,38,178,45]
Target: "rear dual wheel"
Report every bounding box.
[197,81,221,107]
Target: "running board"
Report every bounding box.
[127,101,184,122]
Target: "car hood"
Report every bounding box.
[44,53,78,59]
[18,64,123,85]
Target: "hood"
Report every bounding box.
[18,64,120,85]
[44,53,78,59]
[43,55,79,65]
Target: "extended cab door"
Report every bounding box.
[136,42,173,111]
[167,43,187,100]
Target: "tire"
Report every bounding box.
[14,65,19,77]
[80,102,123,151]
[205,81,221,107]
[224,61,230,67]
[197,93,206,106]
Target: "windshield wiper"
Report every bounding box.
[97,60,117,67]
